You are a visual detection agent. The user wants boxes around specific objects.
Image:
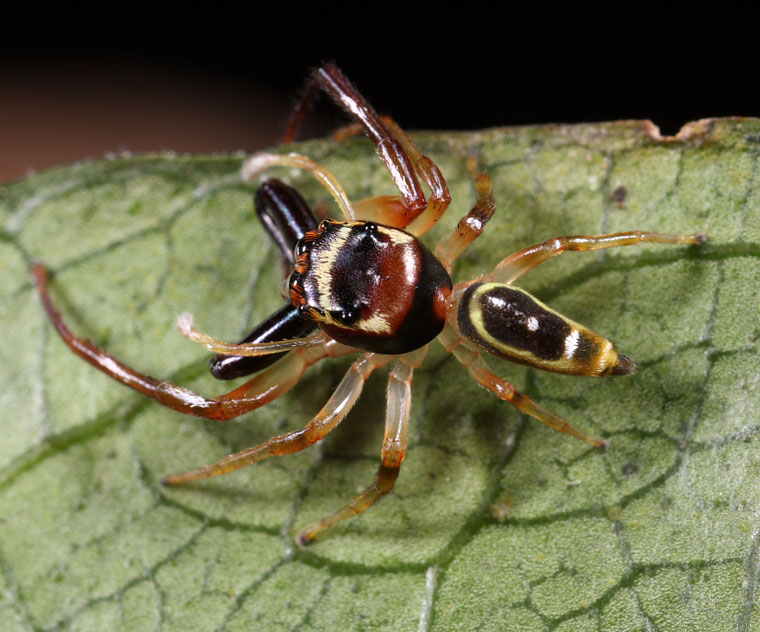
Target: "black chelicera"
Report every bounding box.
[33,64,705,544]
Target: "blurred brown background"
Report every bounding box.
[2,29,753,183]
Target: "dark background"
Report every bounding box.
[2,24,753,183]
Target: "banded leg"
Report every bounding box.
[438,326,608,448]
[489,231,706,285]
[435,167,496,272]
[163,352,392,484]
[33,264,350,421]
[297,347,426,545]
[284,64,451,232]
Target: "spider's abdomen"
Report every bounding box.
[457,282,635,377]
[289,219,452,354]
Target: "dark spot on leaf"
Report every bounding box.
[621,462,638,476]
[745,133,760,143]
[611,185,628,207]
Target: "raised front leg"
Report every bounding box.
[283,64,451,232]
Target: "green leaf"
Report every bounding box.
[1,119,759,631]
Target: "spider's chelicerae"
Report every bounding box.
[33,65,705,545]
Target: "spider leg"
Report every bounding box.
[242,152,357,221]
[33,264,351,421]
[283,64,451,233]
[331,116,453,236]
[162,352,392,484]
[354,116,451,236]
[489,230,706,285]
[177,311,327,356]
[435,166,495,272]
[297,348,426,545]
[438,325,608,448]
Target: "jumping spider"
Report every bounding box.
[33,64,705,544]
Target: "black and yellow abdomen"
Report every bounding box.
[457,282,635,377]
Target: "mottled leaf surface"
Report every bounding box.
[1,119,759,631]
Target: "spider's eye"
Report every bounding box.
[331,303,365,326]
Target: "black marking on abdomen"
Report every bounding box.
[573,332,600,365]
[459,283,571,362]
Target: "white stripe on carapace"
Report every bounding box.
[377,225,415,245]
[312,228,351,315]
[355,313,393,334]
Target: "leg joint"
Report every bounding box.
[374,464,400,494]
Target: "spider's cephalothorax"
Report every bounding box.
[32,63,705,545]
[289,218,452,354]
